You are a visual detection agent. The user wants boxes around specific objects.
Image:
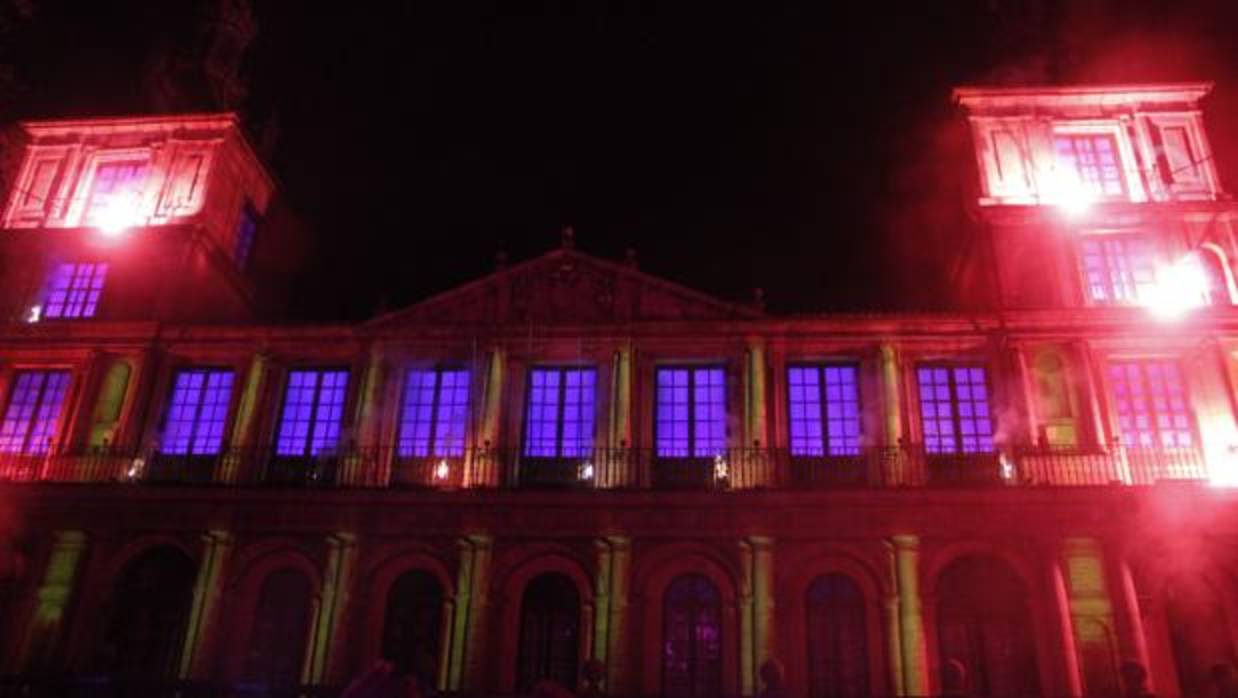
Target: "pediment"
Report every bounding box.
[368,249,760,327]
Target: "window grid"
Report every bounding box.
[656,367,726,458]
[788,364,862,457]
[522,368,596,458]
[398,368,471,458]
[1055,134,1125,199]
[44,263,108,319]
[275,370,349,456]
[917,366,994,454]
[0,371,71,454]
[84,160,149,223]
[1080,235,1157,305]
[1108,360,1194,449]
[161,369,235,455]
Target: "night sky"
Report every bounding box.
[8,1,1238,320]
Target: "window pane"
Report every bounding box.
[398,369,471,458]
[275,370,349,456]
[44,263,108,319]
[1109,360,1193,449]
[1055,134,1125,199]
[1081,235,1156,305]
[161,369,234,455]
[85,160,149,224]
[0,370,71,454]
[788,366,825,456]
[522,368,595,458]
[656,368,690,457]
[918,365,993,454]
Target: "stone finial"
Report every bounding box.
[561,225,575,249]
[752,287,766,312]
[495,250,508,270]
[625,247,638,268]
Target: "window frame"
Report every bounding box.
[654,364,728,459]
[914,363,996,455]
[273,367,352,457]
[520,365,597,460]
[397,366,472,459]
[786,362,864,457]
[1105,358,1198,451]
[158,367,237,456]
[1049,121,1144,202]
[79,154,151,227]
[0,369,73,455]
[1076,231,1160,307]
[41,261,109,320]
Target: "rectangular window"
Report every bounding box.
[43,263,108,319]
[84,160,149,224]
[275,369,349,456]
[523,367,596,458]
[0,371,71,454]
[1108,360,1194,449]
[1080,235,1157,305]
[1055,133,1125,199]
[398,368,470,457]
[161,369,235,455]
[788,364,862,456]
[656,366,727,458]
[917,365,994,454]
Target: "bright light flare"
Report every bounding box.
[93,192,143,237]
[434,459,450,481]
[1142,254,1209,320]
[1042,170,1095,217]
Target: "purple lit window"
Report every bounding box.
[1108,360,1194,449]
[523,368,596,458]
[161,369,234,455]
[656,367,726,458]
[398,368,470,457]
[84,160,149,223]
[234,203,259,270]
[275,370,349,456]
[1081,235,1157,305]
[1055,134,1125,199]
[43,263,108,319]
[788,364,862,456]
[917,365,994,454]
[0,371,71,454]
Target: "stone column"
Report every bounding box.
[223,352,269,483]
[350,345,387,486]
[307,532,357,685]
[179,530,232,678]
[744,340,771,487]
[447,534,493,691]
[605,536,632,693]
[1106,548,1152,686]
[739,536,775,695]
[472,349,505,487]
[889,534,929,696]
[14,531,87,672]
[1048,543,1085,698]
[607,345,633,487]
[879,346,906,485]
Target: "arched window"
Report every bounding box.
[97,546,196,678]
[517,572,581,692]
[380,570,445,685]
[1199,247,1233,306]
[1165,575,1236,697]
[663,574,723,698]
[936,556,1040,698]
[243,567,313,687]
[806,574,869,698]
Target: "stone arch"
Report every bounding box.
[635,546,740,697]
[223,546,322,683]
[94,545,197,679]
[1198,243,1236,306]
[933,554,1042,698]
[495,552,594,693]
[357,548,455,678]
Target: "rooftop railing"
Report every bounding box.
[0,442,1210,491]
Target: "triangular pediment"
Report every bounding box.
[368,249,761,327]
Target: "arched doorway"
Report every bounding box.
[663,573,723,698]
[97,546,196,678]
[806,573,870,698]
[516,572,581,691]
[1165,575,1236,698]
[380,569,444,685]
[936,556,1040,698]
[243,567,314,687]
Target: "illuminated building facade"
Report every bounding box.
[0,83,1237,698]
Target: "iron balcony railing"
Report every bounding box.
[0,442,1211,491]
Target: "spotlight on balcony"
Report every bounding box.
[713,453,730,487]
[1043,171,1094,218]
[125,458,145,481]
[434,459,450,481]
[26,305,41,324]
[577,461,595,481]
[1143,254,1208,321]
[95,193,142,237]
